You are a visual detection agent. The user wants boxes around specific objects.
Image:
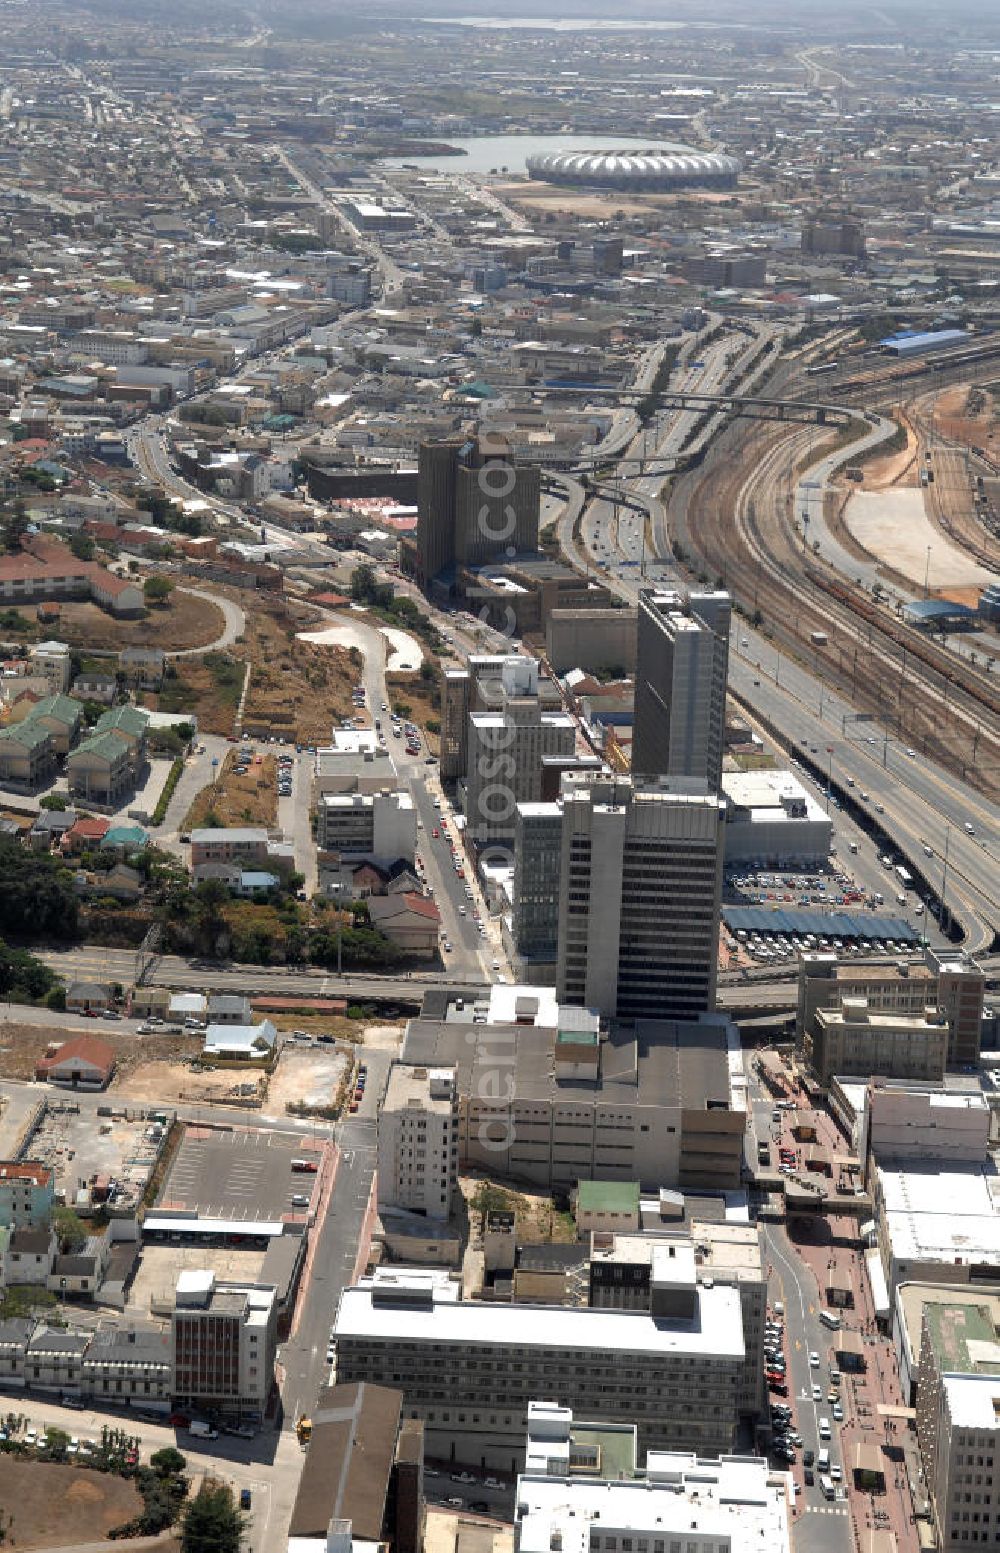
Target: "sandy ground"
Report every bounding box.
[114,1060,265,1107]
[265,1046,349,1111]
[362,1023,405,1051]
[844,488,997,590]
[296,620,423,673]
[380,625,424,671]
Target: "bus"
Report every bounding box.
[895,864,914,891]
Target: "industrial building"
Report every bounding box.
[401,985,746,1194]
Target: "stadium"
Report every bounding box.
[526,147,739,192]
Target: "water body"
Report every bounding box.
[383,132,693,176]
[423,16,714,28]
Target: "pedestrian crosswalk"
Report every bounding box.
[806,1506,849,1517]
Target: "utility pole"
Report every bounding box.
[940,827,951,935]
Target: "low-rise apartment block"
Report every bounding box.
[377,1064,459,1221]
[170,1269,277,1421]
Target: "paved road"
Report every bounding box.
[36,945,487,1003]
[167,587,246,657]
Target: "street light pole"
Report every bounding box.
[924,545,931,599]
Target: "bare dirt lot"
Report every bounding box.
[5,588,225,653]
[113,1059,264,1108]
[0,1023,199,1084]
[0,1456,143,1549]
[183,748,278,830]
[241,600,359,743]
[265,1045,350,1112]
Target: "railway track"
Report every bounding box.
[671,414,1000,800]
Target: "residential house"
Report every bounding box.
[28,807,76,849]
[202,1020,278,1062]
[206,993,253,1026]
[190,827,269,868]
[0,1163,55,1229]
[131,986,170,1021]
[24,1327,90,1393]
[4,1226,56,1287]
[0,1318,32,1383]
[60,814,112,854]
[28,640,71,693]
[79,863,143,902]
[65,981,112,1013]
[0,721,56,788]
[72,671,116,705]
[118,646,165,689]
[48,1235,109,1298]
[93,705,148,771]
[67,730,133,806]
[367,893,441,956]
[236,870,280,896]
[15,692,83,755]
[82,1325,172,1404]
[35,1034,116,1089]
[102,823,148,858]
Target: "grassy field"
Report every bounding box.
[183,749,278,830]
[0,1456,144,1548]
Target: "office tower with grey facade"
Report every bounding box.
[463,657,575,849]
[416,433,540,587]
[632,589,731,792]
[510,800,564,974]
[555,774,725,1021]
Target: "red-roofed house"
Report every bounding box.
[60,815,112,854]
[366,891,441,957]
[35,1035,116,1090]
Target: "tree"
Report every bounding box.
[69,531,95,561]
[181,1480,244,1553]
[144,576,173,605]
[0,499,29,554]
[39,793,67,811]
[151,1445,187,1476]
[52,1205,88,1254]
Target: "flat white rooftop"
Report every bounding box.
[879,1164,1000,1265]
[517,1454,789,1553]
[334,1284,744,1358]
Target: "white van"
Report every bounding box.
[819,1309,841,1329]
[819,1475,835,1500]
[848,841,858,854]
[818,1417,832,1441]
[817,1448,831,1473]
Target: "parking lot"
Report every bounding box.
[722,862,921,964]
[157,1125,322,1220]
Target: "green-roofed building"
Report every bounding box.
[94,705,148,778]
[20,692,84,754]
[67,730,133,807]
[576,1179,641,1233]
[103,823,149,856]
[916,1295,1000,1553]
[0,720,56,787]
